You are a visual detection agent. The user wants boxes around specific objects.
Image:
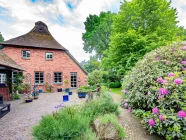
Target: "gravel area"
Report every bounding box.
[0,91,86,140]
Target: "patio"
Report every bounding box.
[0,91,86,140]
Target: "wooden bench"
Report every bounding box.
[0,96,10,119]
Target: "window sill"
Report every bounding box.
[54,83,63,85]
[46,59,53,61]
[34,84,44,86]
[22,57,30,60]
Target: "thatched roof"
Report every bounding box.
[0,21,67,50]
[0,50,24,71]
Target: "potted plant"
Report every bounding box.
[24,92,33,103]
[77,86,93,98]
[22,83,31,94]
[57,84,62,92]
[64,80,70,93]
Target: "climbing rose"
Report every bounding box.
[162,80,168,85]
[152,107,159,114]
[158,95,163,100]
[181,61,186,65]
[159,88,168,95]
[121,89,126,94]
[148,119,156,126]
[174,78,183,85]
[124,103,128,107]
[168,73,175,77]
[181,46,186,50]
[159,115,165,121]
[157,77,163,83]
[177,111,186,118]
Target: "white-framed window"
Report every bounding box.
[12,72,23,83]
[46,52,53,60]
[22,50,30,58]
[54,72,62,84]
[0,73,6,84]
[35,72,44,84]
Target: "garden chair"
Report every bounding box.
[0,96,10,118]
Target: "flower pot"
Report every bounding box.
[57,88,62,92]
[78,92,87,98]
[25,99,33,103]
[68,92,72,95]
[39,90,43,93]
[63,95,69,102]
[34,96,38,100]
[65,88,70,93]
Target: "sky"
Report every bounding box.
[0,0,185,62]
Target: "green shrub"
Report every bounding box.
[11,93,21,100]
[77,85,95,93]
[109,82,121,88]
[97,114,125,139]
[121,44,186,139]
[81,93,119,121]
[33,106,91,140]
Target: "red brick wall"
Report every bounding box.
[2,46,87,92]
[0,87,10,101]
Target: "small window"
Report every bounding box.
[46,52,53,60]
[35,72,44,84]
[22,50,30,58]
[54,72,62,84]
[0,73,6,84]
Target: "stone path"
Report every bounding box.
[111,94,165,140]
[0,91,86,140]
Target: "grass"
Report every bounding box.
[101,86,122,96]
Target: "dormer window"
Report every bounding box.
[46,52,53,60]
[22,50,30,59]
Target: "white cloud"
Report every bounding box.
[0,0,185,62]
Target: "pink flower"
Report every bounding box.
[182,68,186,71]
[159,88,168,95]
[177,111,186,118]
[121,89,126,94]
[148,119,156,126]
[158,95,163,100]
[157,77,163,83]
[181,61,186,65]
[168,73,175,77]
[174,78,183,85]
[159,115,165,121]
[125,99,129,103]
[162,80,168,85]
[124,103,128,107]
[152,107,159,114]
[128,107,132,112]
[181,46,186,50]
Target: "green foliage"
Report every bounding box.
[81,93,119,121]
[12,73,24,94]
[45,82,53,93]
[102,0,182,75]
[98,114,125,138]
[64,80,69,88]
[109,82,121,88]
[0,32,4,42]
[81,56,100,73]
[33,93,119,140]
[77,85,94,93]
[82,12,115,59]
[132,109,146,118]
[87,70,103,86]
[22,83,31,93]
[122,44,186,139]
[11,93,21,100]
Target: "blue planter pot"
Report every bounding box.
[39,90,43,93]
[78,92,87,98]
[65,88,70,93]
[57,88,62,92]
[63,95,69,102]
[68,92,72,95]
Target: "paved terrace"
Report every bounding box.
[0,91,85,140]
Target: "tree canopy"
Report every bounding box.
[102,0,183,76]
[0,32,4,42]
[82,11,115,59]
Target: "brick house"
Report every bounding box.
[0,21,87,99]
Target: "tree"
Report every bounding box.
[102,0,181,76]
[82,12,115,59]
[81,56,100,73]
[0,32,4,42]
[87,70,103,86]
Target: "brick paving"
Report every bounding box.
[0,91,86,140]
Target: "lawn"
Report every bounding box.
[101,86,122,95]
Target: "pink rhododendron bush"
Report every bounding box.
[121,44,186,139]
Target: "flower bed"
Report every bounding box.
[121,44,186,139]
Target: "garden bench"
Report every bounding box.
[0,96,10,119]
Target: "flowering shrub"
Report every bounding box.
[122,44,186,139]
